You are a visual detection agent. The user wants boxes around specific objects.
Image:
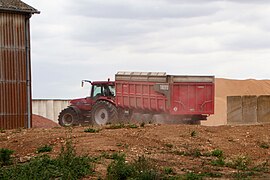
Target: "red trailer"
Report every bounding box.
[58,72,215,126]
[115,72,214,123]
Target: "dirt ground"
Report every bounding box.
[1,123,270,179]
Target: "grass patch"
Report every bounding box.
[164,167,174,175]
[211,149,223,158]
[0,129,5,133]
[0,140,94,179]
[172,148,202,157]
[84,128,100,133]
[191,130,197,137]
[211,158,225,167]
[127,124,138,129]
[0,148,14,166]
[37,145,53,153]
[189,148,202,157]
[226,156,251,171]
[106,123,125,129]
[165,143,173,148]
[259,142,269,149]
[107,154,161,179]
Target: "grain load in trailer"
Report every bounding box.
[58,72,215,126]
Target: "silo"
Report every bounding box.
[0,0,39,129]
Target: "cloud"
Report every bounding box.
[22,0,270,98]
[67,0,220,19]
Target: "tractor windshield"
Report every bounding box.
[92,84,115,97]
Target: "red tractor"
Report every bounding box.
[58,79,120,126]
[58,72,215,126]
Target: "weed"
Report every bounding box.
[0,141,94,179]
[0,148,14,166]
[173,149,202,157]
[164,167,174,175]
[116,143,122,147]
[173,150,186,156]
[128,124,138,129]
[100,152,111,159]
[107,153,133,179]
[37,145,53,153]
[204,172,222,178]
[211,158,225,167]
[251,161,269,172]
[189,148,202,157]
[0,129,5,133]
[227,156,251,171]
[259,142,269,149]
[165,143,173,148]
[84,128,100,133]
[191,131,197,137]
[232,171,255,179]
[211,149,223,158]
[140,122,145,127]
[107,154,161,179]
[107,123,125,129]
[183,172,203,180]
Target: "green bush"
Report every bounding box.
[189,149,202,157]
[0,149,13,165]
[107,154,161,180]
[164,167,174,175]
[227,156,251,171]
[0,141,94,179]
[107,153,133,179]
[259,142,269,149]
[191,131,197,137]
[0,148,14,166]
[107,123,125,129]
[211,149,223,158]
[165,144,173,148]
[37,145,53,153]
[84,128,100,133]
[211,158,225,167]
[128,124,138,129]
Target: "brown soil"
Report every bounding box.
[32,114,60,128]
[0,124,269,179]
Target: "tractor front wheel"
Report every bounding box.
[58,107,79,126]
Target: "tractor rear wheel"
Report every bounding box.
[58,107,79,126]
[91,101,118,125]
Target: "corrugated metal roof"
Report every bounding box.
[0,0,39,14]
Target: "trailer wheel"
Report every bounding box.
[151,114,166,124]
[58,107,79,126]
[91,101,118,125]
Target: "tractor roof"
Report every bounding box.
[91,81,115,86]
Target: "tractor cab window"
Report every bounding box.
[108,85,115,96]
[92,84,115,97]
[103,85,115,97]
[93,85,102,97]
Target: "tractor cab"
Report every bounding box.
[90,81,115,98]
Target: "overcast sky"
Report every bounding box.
[23,0,270,99]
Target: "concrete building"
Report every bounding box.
[0,0,39,129]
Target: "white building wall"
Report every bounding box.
[32,99,71,123]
